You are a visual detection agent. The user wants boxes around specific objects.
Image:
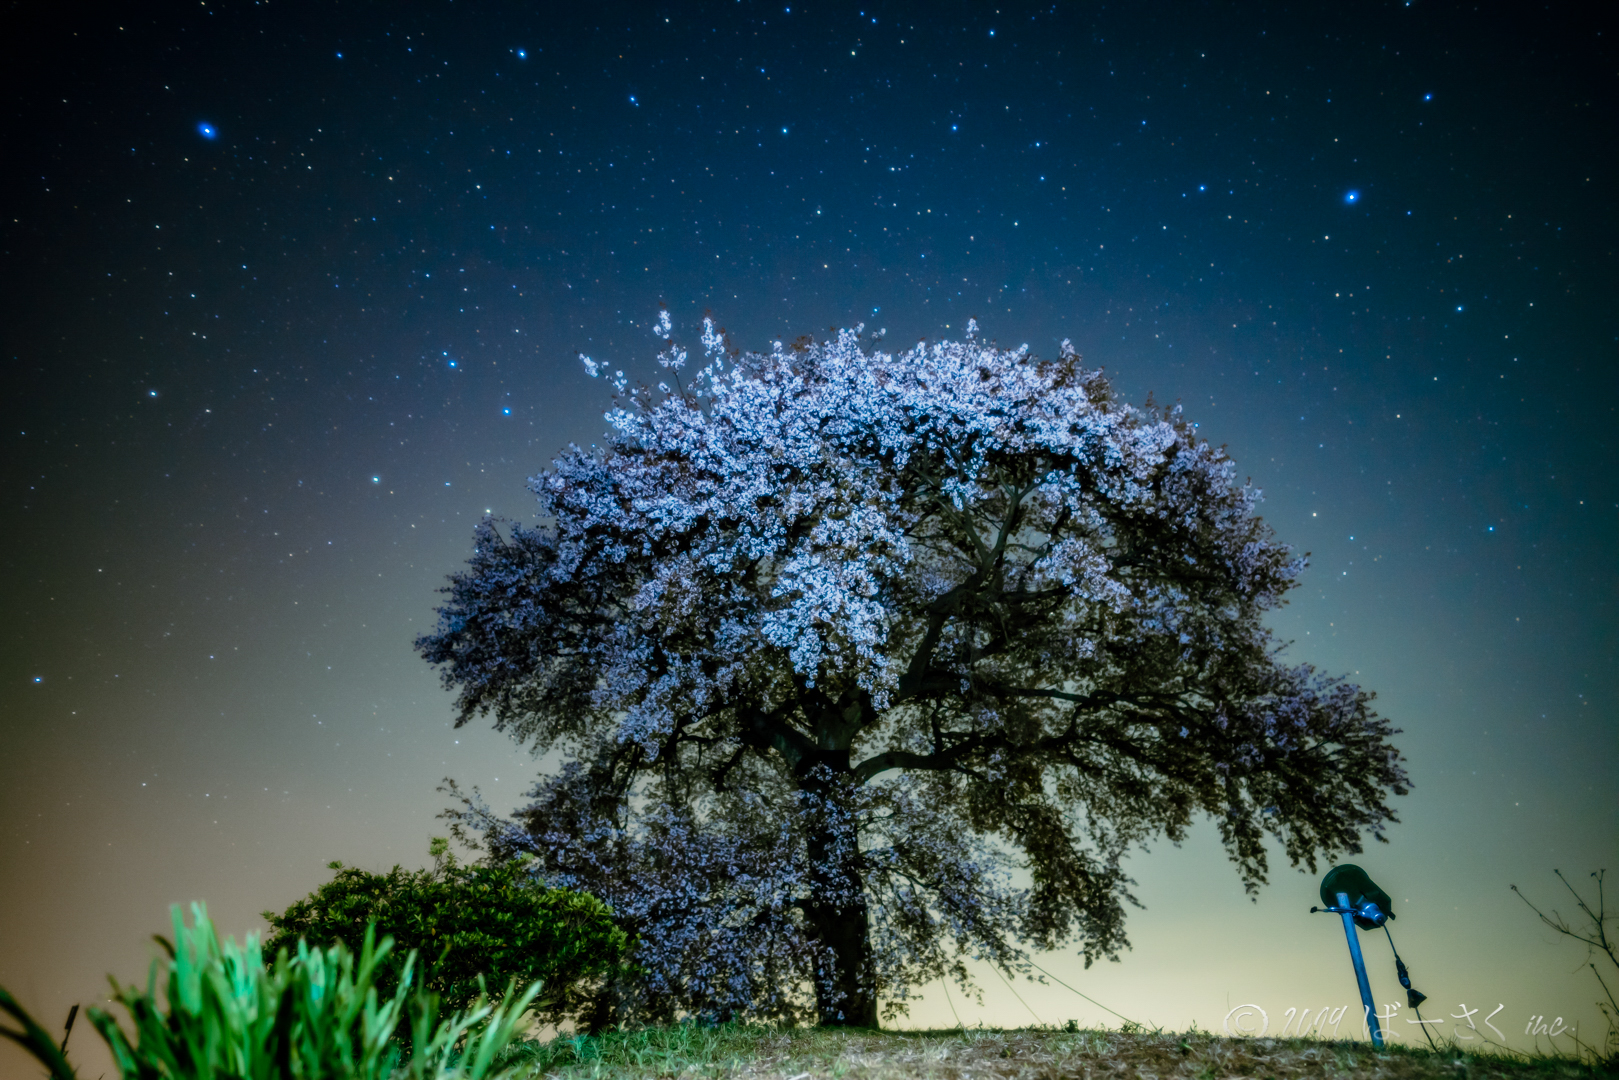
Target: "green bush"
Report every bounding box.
[263,839,628,1027]
[0,902,538,1080]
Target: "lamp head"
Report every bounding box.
[1320,864,1395,930]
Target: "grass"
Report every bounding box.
[494,1024,1616,1080]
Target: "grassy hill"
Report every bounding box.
[498,1024,1614,1080]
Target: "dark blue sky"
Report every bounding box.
[2,1,1614,1069]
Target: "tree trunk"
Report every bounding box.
[802,763,879,1028]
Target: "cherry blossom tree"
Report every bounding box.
[416,312,1408,1029]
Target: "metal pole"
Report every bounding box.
[1337,891,1383,1048]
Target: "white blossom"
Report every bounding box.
[421,313,1409,1029]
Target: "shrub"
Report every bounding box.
[1,901,538,1080]
[262,838,629,1028]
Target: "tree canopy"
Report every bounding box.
[417,313,1408,1028]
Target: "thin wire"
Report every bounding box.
[1027,959,1141,1029]
[1383,924,1440,1053]
[990,964,1044,1027]
[940,977,964,1031]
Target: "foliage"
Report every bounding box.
[1512,869,1618,1066]
[1,901,537,1080]
[262,839,627,1027]
[0,986,76,1080]
[418,313,1409,1028]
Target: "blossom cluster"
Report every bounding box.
[421,313,1407,1025]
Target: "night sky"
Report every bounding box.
[3,0,1615,1072]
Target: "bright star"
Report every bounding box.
[197,122,217,139]
[1344,190,1360,204]
[516,49,527,59]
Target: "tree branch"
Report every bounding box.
[737,706,816,772]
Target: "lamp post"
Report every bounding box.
[1334,888,1382,1047]
[1312,864,1395,1049]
